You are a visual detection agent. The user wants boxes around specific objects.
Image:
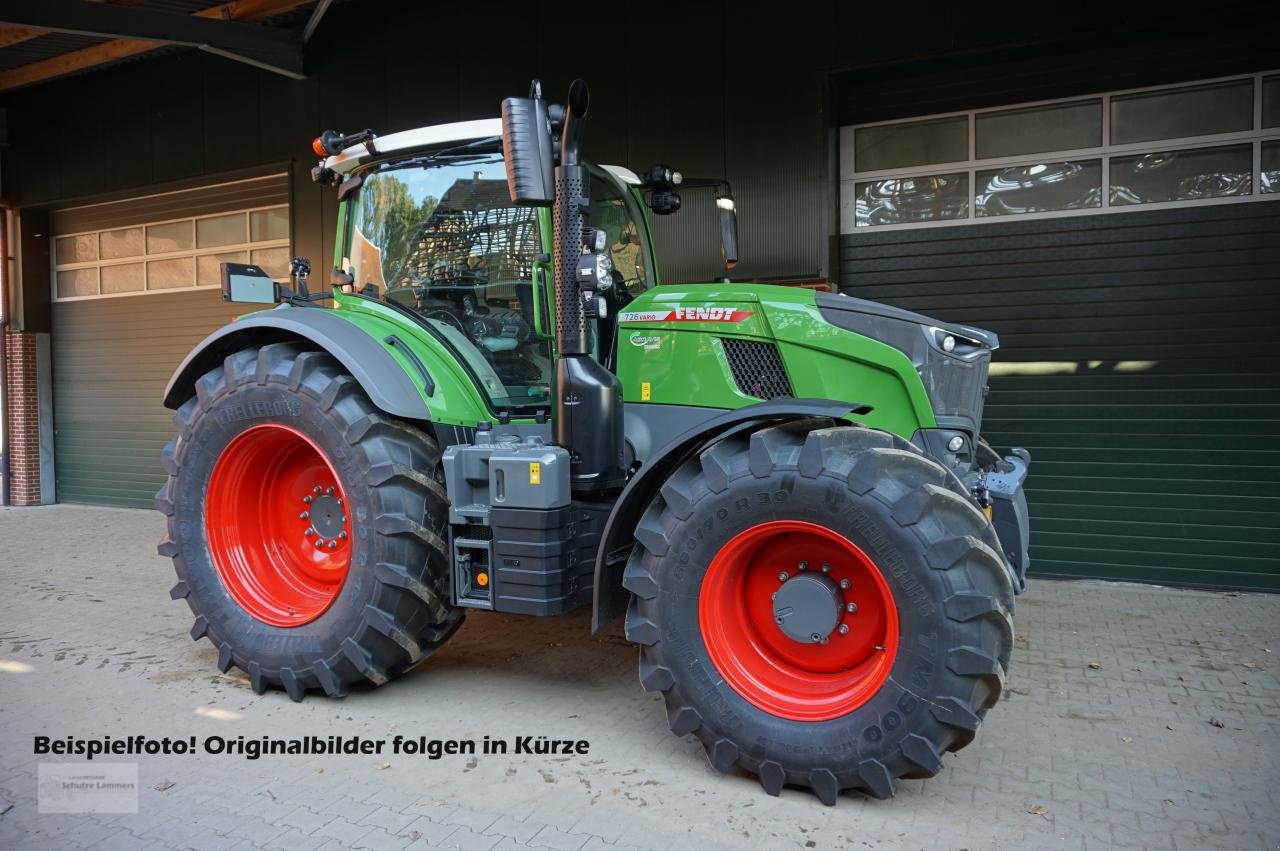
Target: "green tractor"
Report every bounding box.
[157,79,1030,803]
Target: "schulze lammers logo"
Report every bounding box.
[38,763,139,814]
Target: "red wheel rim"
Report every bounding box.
[698,520,899,722]
[205,424,351,627]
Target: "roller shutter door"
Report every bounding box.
[839,202,1280,589]
[50,174,290,507]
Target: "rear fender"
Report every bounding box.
[591,398,871,632]
[164,305,444,421]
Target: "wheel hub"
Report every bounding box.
[307,493,345,540]
[773,572,842,643]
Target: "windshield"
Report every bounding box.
[345,154,653,413]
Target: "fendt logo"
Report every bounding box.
[618,306,754,323]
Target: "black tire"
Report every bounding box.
[155,342,463,700]
[623,420,1014,803]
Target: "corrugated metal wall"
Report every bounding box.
[52,290,240,506]
[51,176,287,507]
[840,203,1280,588]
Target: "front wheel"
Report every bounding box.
[623,421,1013,803]
[156,342,463,700]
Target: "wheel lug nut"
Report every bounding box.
[327,540,337,549]
[839,624,849,635]
[299,511,309,520]
[847,602,858,614]
[778,571,789,582]
[811,633,822,643]
[821,563,831,573]
[304,528,315,537]
[839,578,850,589]
[313,486,322,494]
[797,561,807,571]
[338,531,347,540]
[303,495,313,504]
[326,486,335,495]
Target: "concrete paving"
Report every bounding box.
[0,504,1277,850]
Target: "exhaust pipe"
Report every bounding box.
[501,80,625,493]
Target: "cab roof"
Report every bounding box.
[322,118,642,186]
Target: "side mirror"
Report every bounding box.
[500,89,554,206]
[220,262,279,304]
[716,195,739,271]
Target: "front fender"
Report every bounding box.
[590,398,870,632]
[163,304,436,420]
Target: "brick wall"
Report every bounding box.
[4,330,42,505]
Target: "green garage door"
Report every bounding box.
[840,202,1280,589]
[50,175,290,507]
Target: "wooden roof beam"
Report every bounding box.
[0,0,314,93]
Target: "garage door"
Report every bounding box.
[50,175,291,507]
[838,72,1280,589]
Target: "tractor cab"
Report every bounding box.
[314,118,729,418]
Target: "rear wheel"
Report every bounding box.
[624,421,1013,803]
[156,342,463,700]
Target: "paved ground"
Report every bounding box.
[0,505,1277,850]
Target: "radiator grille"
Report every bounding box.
[721,338,794,399]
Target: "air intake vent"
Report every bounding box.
[721,338,794,400]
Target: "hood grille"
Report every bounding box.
[721,338,794,400]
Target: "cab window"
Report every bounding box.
[348,154,551,411]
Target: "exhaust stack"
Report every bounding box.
[501,80,625,493]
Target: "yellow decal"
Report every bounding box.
[529,462,541,485]
[983,504,993,521]
[641,381,651,401]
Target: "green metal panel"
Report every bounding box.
[329,291,507,426]
[615,284,934,440]
[52,289,241,508]
[841,202,1280,589]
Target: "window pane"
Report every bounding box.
[976,160,1102,217]
[854,116,967,172]
[976,100,1101,159]
[57,268,97,298]
[854,172,968,227]
[1263,141,1280,194]
[147,257,195,289]
[1265,76,1280,129]
[146,220,193,254]
[1111,79,1253,144]
[196,250,249,286]
[100,262,145,295]
[99,227,144,260]
[55,234,97,264]
[196,212,246,248]
[1110,144,1251,205]
[250,246,290,279]
[250,207,289,242]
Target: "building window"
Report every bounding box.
[52,205,291,301]
[840,70,1280,231]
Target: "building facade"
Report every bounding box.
[0,1,1276,588]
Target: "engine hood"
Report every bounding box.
[815,292,999,350]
